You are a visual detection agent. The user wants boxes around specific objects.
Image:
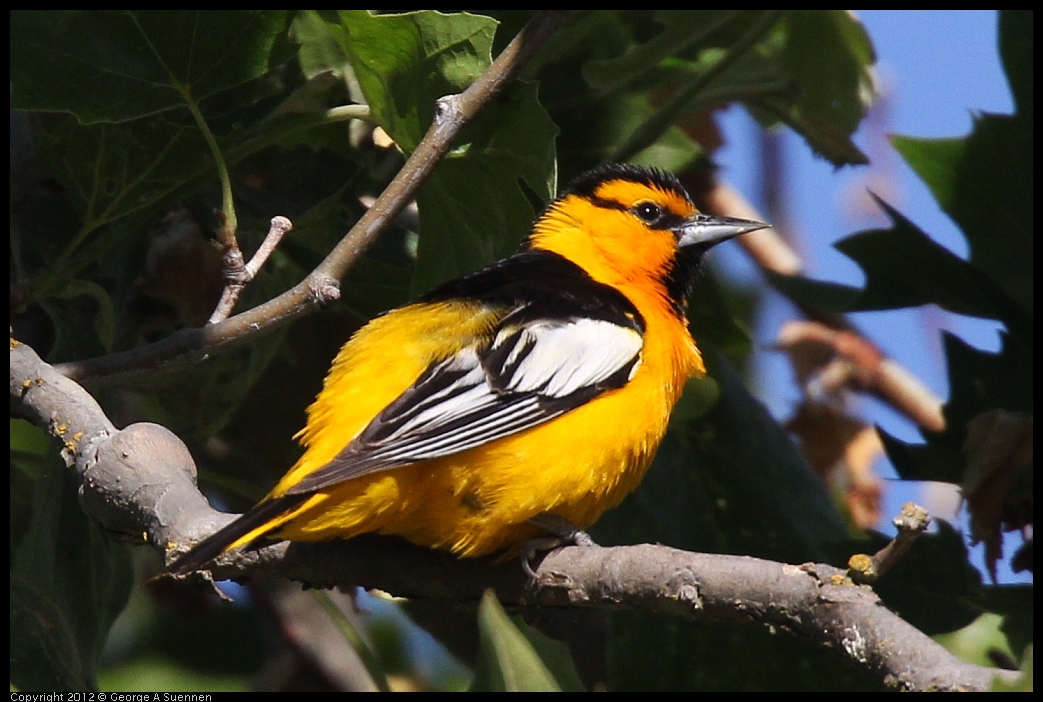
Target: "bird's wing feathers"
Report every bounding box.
[284,315,642,495]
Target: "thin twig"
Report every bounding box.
[54,11,571,385]
[847,502,931,584]
[208,216,293,324]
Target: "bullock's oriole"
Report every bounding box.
[165,163,767,575]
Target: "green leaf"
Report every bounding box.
[334,10,497,153]
[412,81,558,293]
[991,644,1033,692]
[879,331,1032,486]
[891,115,1032,316]
[583,11,746,91]
[871,520,982,635]
[11,10,295,123]
[602,92,704,173]
[934,613,1017,668]
[835,198,1009,319]
[330,10,557,291]
[584,11,873,167]
[780,11,875,136]
[34,116,212,234]
[293,10,353,81]
[471,590,566,692]
[998,10,1032,121]
[98,657,249,693]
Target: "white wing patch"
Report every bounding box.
[491,318,644,396]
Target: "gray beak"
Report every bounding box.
[675,213,769,250]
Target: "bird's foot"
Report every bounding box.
[520,513,598,578]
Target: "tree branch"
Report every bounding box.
[10,339,1012,692]
[53,10,571,387]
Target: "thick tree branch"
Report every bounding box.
[11,339,1012,692]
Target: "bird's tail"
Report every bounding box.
[163,492,313,575]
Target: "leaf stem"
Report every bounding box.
[181,93,238,240]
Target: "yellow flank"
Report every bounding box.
[165,163,767,574]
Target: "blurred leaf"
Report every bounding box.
[583,11,750,91]
[35,294,108,364]
[878,428,962,484]
[11,455,135,691]
[770,196,1028,339]
[983,584,1035,661]
[755,10,873,165]
[471,590,565,692]
[991,644,1032,692]
[581,11,872,167]
[11,576,88,691]
[11,11,295,123]
[99,656,248,693]
[934,613,1015,668]
[886,13,1031,317]
[881,330,1032,490]
[780,11,875,136]
[764,271,862,315]
[339,258,413,320]
[836,199,1008,319]
[961,410,1033,580]
[605,92,705,173]
[686,265,758,368]
[943,332,1033,447]
[293,10,353,81]
[52,280,117,352]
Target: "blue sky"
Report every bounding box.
[716,10,1026,582]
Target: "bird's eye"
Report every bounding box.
[633,201,662,224]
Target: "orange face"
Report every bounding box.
[528,177,697,290]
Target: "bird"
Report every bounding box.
[164,163,768,576]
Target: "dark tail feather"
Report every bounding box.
[164,492,312,575]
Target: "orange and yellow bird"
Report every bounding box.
[165,163,767,575]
